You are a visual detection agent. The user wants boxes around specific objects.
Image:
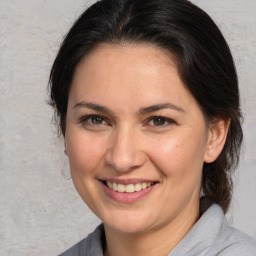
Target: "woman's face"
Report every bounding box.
[65,44,212,234]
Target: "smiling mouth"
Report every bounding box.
[102,181,157,193]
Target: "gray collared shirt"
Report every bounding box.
[59,204,256,256]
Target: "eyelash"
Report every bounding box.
[78,115,109,126]
[78,115,175,128]
[147,115,175,128]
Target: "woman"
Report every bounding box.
[49,0,256,255]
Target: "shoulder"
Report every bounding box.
[169,203,256,256]
[205,204,256,255]
[58,224,104,256]
[216,226,256,256]
[58,237,86,256]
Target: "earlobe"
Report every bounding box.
[204,118,230,163]
[64,140,68,156]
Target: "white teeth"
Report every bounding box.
[125,184,135,193]
[106,181,154,193]
[107,181,113,189]
[117,184,125,192]
[142,183,147,189]
[135,183,142,192]
[113,182,118,191]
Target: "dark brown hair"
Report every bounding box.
[49,0,243,213]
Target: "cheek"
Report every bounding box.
[147,132,206,178]
[65,131,108,210]
[66,131,106,175]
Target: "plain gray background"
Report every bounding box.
[0,0,255,255]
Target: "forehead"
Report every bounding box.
[69,43,198,115]
[76,43,179,77]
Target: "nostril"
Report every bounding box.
[104,134,147,172]
[105,150,147,173]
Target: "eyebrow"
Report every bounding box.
[137,103,185,115]
[73,102,185,115]
[73,102,115,116]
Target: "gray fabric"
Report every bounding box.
[59,204,256,256]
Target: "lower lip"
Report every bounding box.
[100,182,157,203]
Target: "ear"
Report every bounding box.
[64,140,68,156]
[204,118,230,163]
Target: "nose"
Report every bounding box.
[104,125,146,173]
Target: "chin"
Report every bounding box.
[105,221,150,234]
[101,210,154,234]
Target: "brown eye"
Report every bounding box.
[79,115,108,126]
[90,116,105,124]
[153,117,167,126]
[148,116,174,128]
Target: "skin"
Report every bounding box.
[65,44,229,256]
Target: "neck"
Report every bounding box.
[104,200,199,256]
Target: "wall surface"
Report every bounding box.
[0,0,255,255]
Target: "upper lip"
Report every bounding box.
[98,178,158,185]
